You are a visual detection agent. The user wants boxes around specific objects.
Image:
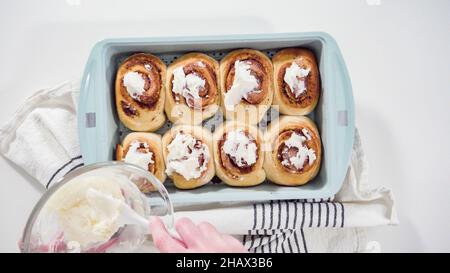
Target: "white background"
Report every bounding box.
[0,0,449,252]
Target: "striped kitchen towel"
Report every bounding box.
[242,199,344,253]
[0,80,397,253]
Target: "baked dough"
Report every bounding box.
[213,121,265,186]
[219,49,274,124]
[264,116,322,186]
[272,48,320,115]
[165,53,220,125]
[115,53,166,131]
[161,125,215,189]
[116,132,166,193]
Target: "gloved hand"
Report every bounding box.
[150,217,248,253]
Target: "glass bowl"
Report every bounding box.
[21,161,174,253]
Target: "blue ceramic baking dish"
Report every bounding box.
[78,32,355,204]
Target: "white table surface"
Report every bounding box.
[1,0,449,253]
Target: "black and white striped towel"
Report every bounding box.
[0,81,397,253]
[243,198,343,253]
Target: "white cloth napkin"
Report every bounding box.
[0,81,82,189]
[0,80,398,253]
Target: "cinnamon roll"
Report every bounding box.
[115,53,166,131]
[161,125,215,189]
[116,132,166,193]
[165,53,220,125]
[219,49,274,124]
[272,48,320,115]
[213,121,265,187]
[264,116,322,186]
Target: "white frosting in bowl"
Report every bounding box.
[44,176,125,249]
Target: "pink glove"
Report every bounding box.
[150,217,248,253]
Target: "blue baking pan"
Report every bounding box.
[78,32,355,204]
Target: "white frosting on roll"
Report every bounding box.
[123,71,146,100]
[283,62,310,98]
[222,130,257,167]
[281,132,316,170]
[172,67,205,107]
[123,141,154,171]
[224,61,259,111]
[302,128,312,140]
[166,133,209,180]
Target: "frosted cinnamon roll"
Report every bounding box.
[213,121,265,187]
[161,125,214,189]
[219,49,274,124]
[115,53,166,131]
[264,116,321,186]
[165,53,220,125]
[272,48,320,115]
[116,132,166,193]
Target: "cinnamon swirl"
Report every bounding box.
[115,53,166,131]
[213,121,265,187]
[219,49,274,124]
[272,48,320,115]
[165,53,220,125]
[264,116,322,186]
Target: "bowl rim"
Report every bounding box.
[21,161,174,253]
